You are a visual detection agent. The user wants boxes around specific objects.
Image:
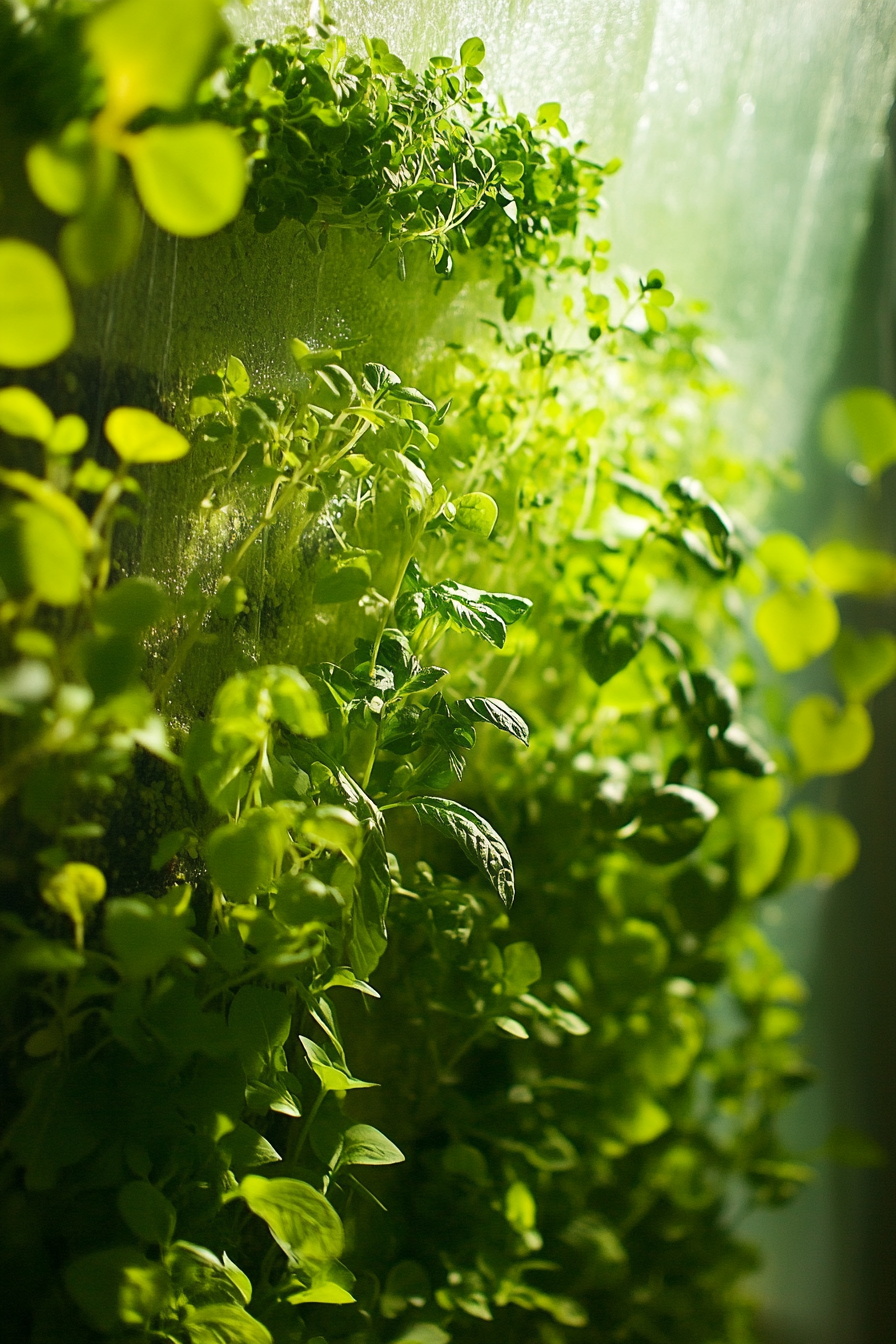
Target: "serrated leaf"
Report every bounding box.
[408,796,515,904]
[454,696,529,745]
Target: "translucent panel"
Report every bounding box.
[231,0,896,456]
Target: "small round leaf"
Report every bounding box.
[789,694,873,777]
[127,122,246,238]
[105,407,190,463]
[0,387,55,443]
[0,240,74,368]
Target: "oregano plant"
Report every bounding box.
[1,4,892,1344]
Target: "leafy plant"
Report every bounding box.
[1,6,893,1344]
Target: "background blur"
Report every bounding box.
[227,5,896,1340]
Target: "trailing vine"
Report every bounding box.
[1,4,893,1344]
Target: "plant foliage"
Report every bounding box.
[1,4,893,1344]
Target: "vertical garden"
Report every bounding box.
[1,3,894,1342]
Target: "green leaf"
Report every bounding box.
[0,501,84,606]
[220,1121,282,1175]
[48,414,89,455]
[285,1280,356,1305]
[60,183,142,286]
[128,122,246,238]
[206,811,287,901]
[185,1303,273,1344]
[789,695,873,777]
[583,611,654,685]
[536,101,562,127]
[228,986,292,1077]
[390,384,437,413]
[502,941,542,995]
[105,894,191,978]
[105,406,190,463]
[42,863,106,933]
[788,805,860,884]
[408,796,515,904]
[226,355,251,395]
[302,805,363,859]
[96,576,170,635]
[0,386,55,442]
[611,1093,670,1146]
[738,814,789,898]
[454,696,529,745]
[754,587,839,672]
[87,0,226,125]
[237,1174,344,1271]
[25,122,92,216]
[460,36,486,66]
[338,1123,405,1167]
[0,240,74,368]
[453,492,498,537]
[505,1180,537,1233]
[756,532,810,586]
[629,786,719,864]
[833,627,896,702]
[314,552,373,603]
[64,1247,170,1333]
[812,540,896,596]
[117,1180,177,1245]
[820,386,896,477]
[300,1035,377,1092]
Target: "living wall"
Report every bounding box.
[1,4,895,1343]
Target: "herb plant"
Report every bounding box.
[1,4,894,1344]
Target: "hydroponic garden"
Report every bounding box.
[1,3,894,1342]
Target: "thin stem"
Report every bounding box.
[287,1084,327,1164]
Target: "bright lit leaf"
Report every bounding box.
[0,387,55,443]
[820,386,896,477]
[0,240,74,368]
[754,587,839,672]
[453,492,498,537]
[127,123,246,238]
[87,0,226,126]
[105,406,190,463]
[812,540,896,596]
[833,627,896,702]
[789,694,873,777]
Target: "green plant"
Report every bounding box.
[1,5,894,1344]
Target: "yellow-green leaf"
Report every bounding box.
[756,532,810,586]
[42,862,106,925]
[789,694,873,777]
[812,540,896,597]
[789,805,859,884]
[48,414,89,456]
[832,627,896,702]
[453,492,498,537]
[60,186,141,286]
[0,468,94,550]
[820,386,896,478]
[754,587,839,672]
[0,387,55,443]
[0,240,74,368]
[25,122,92,217]
[87,0,226,127]
[127,123,246,238]
[0,501,84,606]
[237,1175,344,1271]
[738,814,789,898]
[105,407,190,463]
